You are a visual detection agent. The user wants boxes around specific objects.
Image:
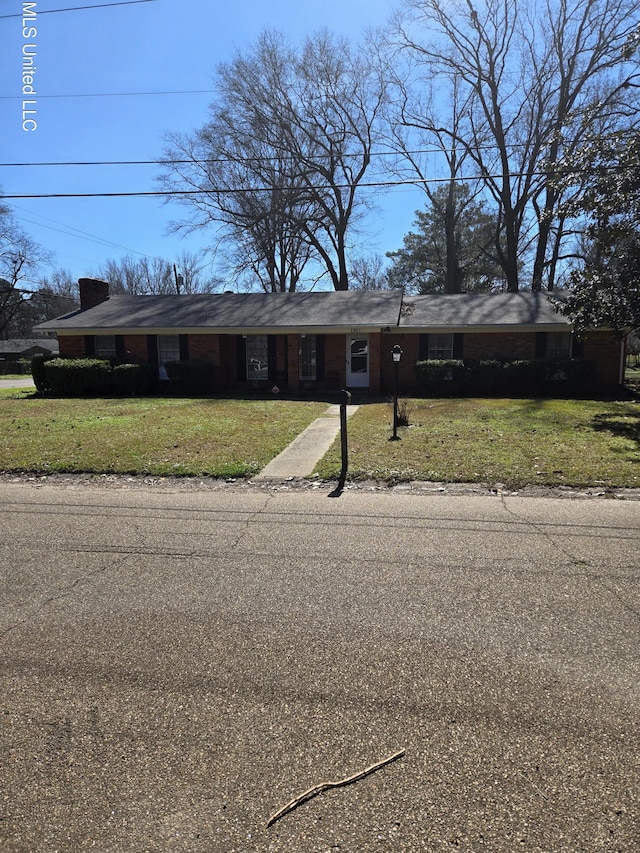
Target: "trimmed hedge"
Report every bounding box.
[43,358,113,397]
[112,363,155,396]
[165,360,216,394]
[415,359,466,397]
[35,357,216,397]
[31,353,54,394]
[415,358,596,398]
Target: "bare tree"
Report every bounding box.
[160,29,388,291]
[173,250,221,294]
[392,0,640,291]
[0,202,52,337]
[385,64,495,293]
[91,252,218,295]
[349,254,390,290]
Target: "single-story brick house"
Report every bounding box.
[35,278,626,395]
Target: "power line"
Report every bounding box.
[0,90,212,101]
[0,170,591,200]
[2,134,638,169]
[6,202,168,261]
[0,151,435,167]
[0,0,158,19]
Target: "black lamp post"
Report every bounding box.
[391,344,403,440]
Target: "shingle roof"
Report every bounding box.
[399,292,569,330]
[36,289,572,334]
[36,290,404,333]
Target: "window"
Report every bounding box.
[246,335,269,380]
[95,335,116,357]
[299,334,316,381]
[158,334,180,365]
[546,332,571,360]
[428,334,454,360]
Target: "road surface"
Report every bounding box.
[1,480,639,851]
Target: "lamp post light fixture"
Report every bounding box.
[391,344,403,440]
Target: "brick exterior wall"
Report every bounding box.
[582,331,623,387]
[121,335,148,363]
[56,328,624,395]
[380,334,420,395]
[184,334,219,362]
[323,335,344,388]
[58,336,85,358]
[463,332,537,361]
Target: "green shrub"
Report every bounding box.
[112,363,154,396]
[415,359,465,396]
[31,353,54,394]
[44,358,113,397]
[466,360,504,396]
[541,359,596,397]
[413,358,594,398]
[164,360,216,395]
[502,360,543,396]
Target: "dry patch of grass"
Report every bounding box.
[315,398,640,488]
[0,392,327,478]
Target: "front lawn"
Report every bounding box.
[0,392,327,478]
[316,398,640,488]
[2,392,639,487]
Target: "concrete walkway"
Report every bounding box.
[253,403,359,480]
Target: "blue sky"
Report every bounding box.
[1,0,425,288]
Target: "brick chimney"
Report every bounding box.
[78,278,109,310]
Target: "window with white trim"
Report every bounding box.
[428,333,454,360]
[246,335,269,380]
[95,335,116,357]
[546,332,571,360]
[158,334,180,365]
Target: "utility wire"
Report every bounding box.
[0,0,158,19]
[2,134,638,168]
[0,90,212,100]
[0,166,620,200]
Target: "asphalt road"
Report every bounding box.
[1,480,639,852]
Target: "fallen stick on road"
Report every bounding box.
[266,748,406,828]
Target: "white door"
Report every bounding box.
[346,334,369,387]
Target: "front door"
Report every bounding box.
[346,334,369,387]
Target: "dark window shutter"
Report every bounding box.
[453,333,464,360]
[84,335,96,357]
[115,335,126,359]
[316,334,325,381]
[571,336,584,358]
[236,336,247,381]
[419,334,430,360]
[147,335,158,364]
[267,336,277,382]
[281,335,289,383]
[535,332,547,359]
[179,334,189,361]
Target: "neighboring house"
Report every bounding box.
[0,338,59,372]
[34,278,626,395]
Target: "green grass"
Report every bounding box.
[315,398,640,488]
[0,392,327,478]
[1,392,639,486]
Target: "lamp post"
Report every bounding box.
[391,344,403,440]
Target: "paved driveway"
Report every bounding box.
[0,378,35,389]
[1,481,639,851]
